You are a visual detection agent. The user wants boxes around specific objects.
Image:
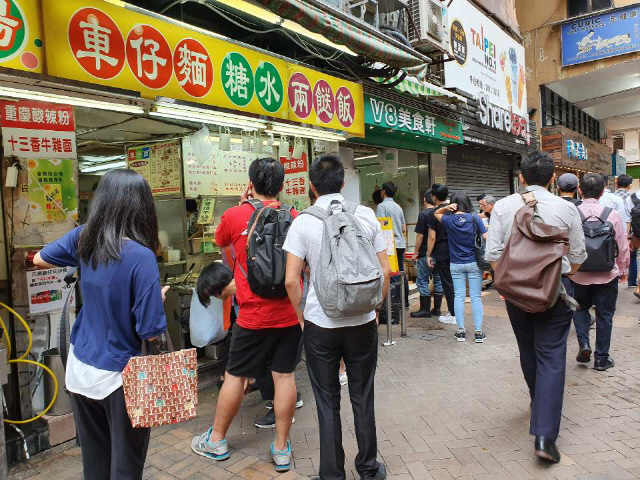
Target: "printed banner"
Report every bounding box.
[0,100,77,158]
[444,0,529,143]
[378,217,399,273]
[27,266,74,315]
[0,0,44,73]
[42,0,365,136]
[562,5,640,66]
[197,197,215,225]
[280,144,310,211]
[182,137,218,197]
[27,158,77,223]
[127,141,182,196]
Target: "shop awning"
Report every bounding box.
[393,79,467,104]
[255,0,430,73]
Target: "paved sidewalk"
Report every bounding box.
[10,286,640,480]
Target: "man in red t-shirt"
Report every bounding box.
[191,158,301,473]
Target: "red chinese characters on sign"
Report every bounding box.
[280,149,307,175]
[288,72,312,119]
[173,38,213,97]
[313,80,334,124]
[68,8,126,80]
[125,24,172,89]
[0,101,75,131]
[284,175,307,197]
[335,86,355,129]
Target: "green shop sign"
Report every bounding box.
[364,96,463,144]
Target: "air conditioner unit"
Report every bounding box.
[407,0,449,54]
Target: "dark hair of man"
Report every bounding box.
[186,199,198,213]
[78,169,159,269]
[424,188,434,206]
[196,262,233,307]
[372,189,383,205]
[580,174,606,199]
[450,191,474,213]
[309,154,344,195]
[431,183,449,202]
[381,181,398,198]
[520,151,555,186]
[248,157,284,197]
[558,184,577,194]
[617,174,633,189]
[476,193,486,202]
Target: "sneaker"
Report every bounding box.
[454,331,466,342]
[191,428,230,461]
[266,393,303,410]
[255,410,295,429]
[339,372,348,385]
[270,441,292,472]
[439,314,456,324]
[594,356,615,371]
[474,332,486,343]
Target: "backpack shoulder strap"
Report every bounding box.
[342,201,358,215]
[599,206,613,222]
[577,205,587,223]
[280,203,293,213]
[244,198,264,211]
[520,191,537,206]
[632,194,640,206]
[300,205,329,221]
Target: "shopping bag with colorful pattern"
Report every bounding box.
[122,337,198,428]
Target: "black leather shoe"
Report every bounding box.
[594,356,614,371]
[534,436,561,463]
[576,343,592,363]
[361,462,387,480]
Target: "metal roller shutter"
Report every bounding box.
[446,159,513,208]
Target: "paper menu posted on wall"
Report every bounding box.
[27,267,75,315]
[280,147,310,211]
[219,150,254,196]
[127,141,182,196]
[182,137,219,197]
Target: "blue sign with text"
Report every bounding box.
[562,5,640,66]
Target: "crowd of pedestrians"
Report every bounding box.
[34,149,640,479]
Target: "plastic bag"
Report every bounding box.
[189,289,228,347]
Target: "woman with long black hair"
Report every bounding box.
[34,169,167,480]
[435,192,488,343]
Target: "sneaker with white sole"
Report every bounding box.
[339,372,348,385]
[254,410,296,429]
[191,427,230,461]
[271,440,293,472]
[454,331,466,342]
[266,393,303,410]
[475,332,486,343]
[439,314,456,324]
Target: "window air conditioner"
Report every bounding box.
[407,0,450,54]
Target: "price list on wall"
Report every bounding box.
[182,138,219,197]
[127,141,182,196]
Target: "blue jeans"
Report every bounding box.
[629,250,638,287]
[416,256,443,297]
[450,262,483,331]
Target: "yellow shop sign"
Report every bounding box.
[41,0,364,136]
[0,0,43,73]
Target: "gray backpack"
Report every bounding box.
[301,200,383,318]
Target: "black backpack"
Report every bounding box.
[631,195,640,238]
[240,199,293,298]
[578,206,618,272]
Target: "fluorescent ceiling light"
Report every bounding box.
[79,155,126,163]
[81,161,127,173]
[269,122,347,142]
[0,86,145,114]
[355,154,379,161]
[151,104,267,131]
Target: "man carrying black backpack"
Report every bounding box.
[192,158,301,473]
[571,174,630,371]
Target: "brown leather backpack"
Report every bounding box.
[494,192,570,313]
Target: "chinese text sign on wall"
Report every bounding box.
[562,5,640,67]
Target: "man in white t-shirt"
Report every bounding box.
[283,154,391,480]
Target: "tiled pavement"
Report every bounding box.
[10,286,640,480]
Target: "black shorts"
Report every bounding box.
[226,323,303,378]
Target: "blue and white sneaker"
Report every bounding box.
[270,440,292,472]
[191,427,230,461]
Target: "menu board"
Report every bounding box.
[127,141,182,196]
[182,137,219,197]
[280,143,311,211]
[219,151,254,196]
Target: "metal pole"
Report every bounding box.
[399,271,407,338]
[382,295,395,347]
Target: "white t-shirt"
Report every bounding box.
[600,190,627,224]
[283,193,387,328]
[66,344,122,400]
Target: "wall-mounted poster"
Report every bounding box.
[27,158,78,223]
[27,267,75,315]
[280,143,310,211]
[182,137,219,197]
[127,141,182,196]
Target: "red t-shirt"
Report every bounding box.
[215,201,299,330]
